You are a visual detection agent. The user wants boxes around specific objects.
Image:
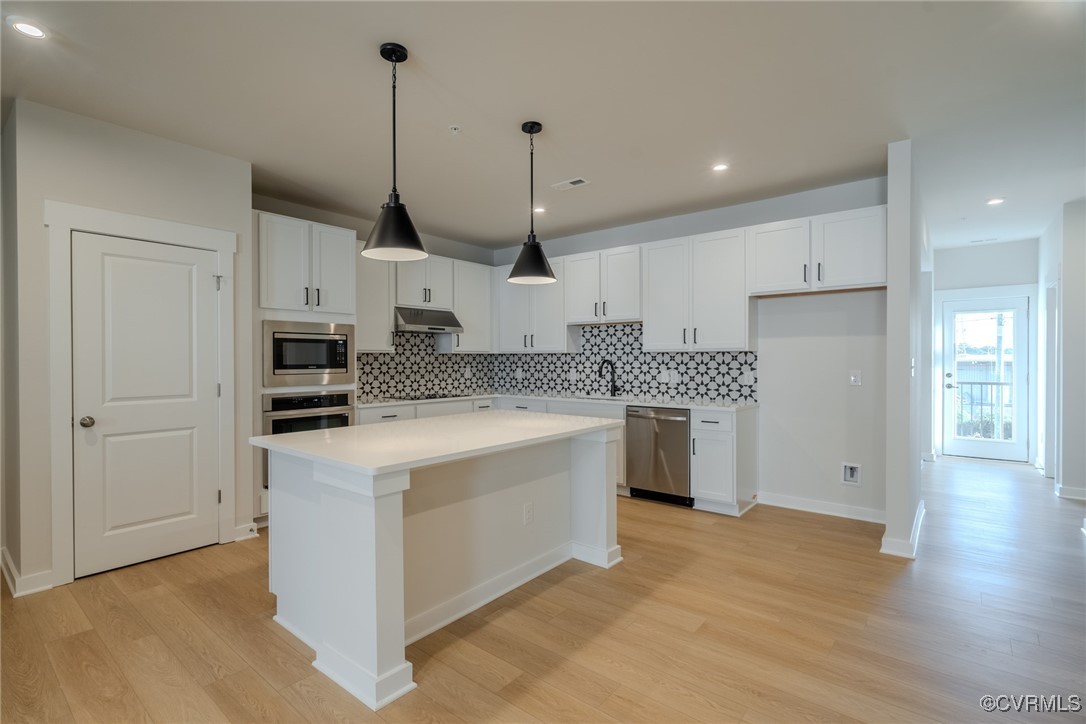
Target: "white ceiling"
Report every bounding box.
[2,2,1083,249]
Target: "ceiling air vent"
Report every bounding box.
[551,177,590,191]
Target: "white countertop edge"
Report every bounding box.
[356,393,758,413]
[251,411,625,478]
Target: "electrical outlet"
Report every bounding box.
[522,501,534,526]
[842,463,862,486]
[849,370,862,386]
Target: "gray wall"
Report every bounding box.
[495,177,887,263]
[2,100,253,578]
[934,238,1039,290]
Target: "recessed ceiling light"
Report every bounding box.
[986,197,1005,206]
[712,163,729,172]
[8,16,46,38]
[534,207,545,214]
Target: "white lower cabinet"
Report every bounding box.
[416,400,474,418]
[473,399,495,411]
[496,397,548,412]
[356,405,417,425]
[690,407,758,516]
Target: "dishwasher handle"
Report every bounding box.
[626,407,689,422]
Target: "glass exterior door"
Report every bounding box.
[942,297,1029,461]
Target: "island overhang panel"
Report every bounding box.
[250,410,624,710]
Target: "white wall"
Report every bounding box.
[1,112,16,564]
[493,177,887,263]
[1057,200,1085,498]
[251,194,492,266]
[1038,212,1062,478]
[934,239,1039,290]
[756,292,887,520]
[882,139,924,558]
[2,100,254,580]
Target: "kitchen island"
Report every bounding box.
[250,410,623,710]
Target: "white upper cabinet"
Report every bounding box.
[396,255,454,310]
[747,205,887,295]
[600,246,641,322]
[563,246,641,324]
[495,259,568,353]
[356,246,395,352]
[641,238,691,351]
[563,252,601,323]
[258,212,355,315]
[810,206,887,290]
[746,217,812,295]
[437,260,492,353]
[690,230,748,350]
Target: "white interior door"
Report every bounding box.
[72,232,220,577]
[942,296,1029,461]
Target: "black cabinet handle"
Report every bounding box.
[594,302,598,317]
[531,334,534,348]
[693,438,697,455]
[700,419,719,424]
[316,288,321,306]
[381,414,397,419]
[818,262,822,282]
[803,263,808,283]
[694,328,698,344]
[456,334,460,348]
[523,334,527,348]
[603,301,607,316]
[515,405,528,410]
[683,328,687,344]
[304,287,309,305]
[477,405,490,409]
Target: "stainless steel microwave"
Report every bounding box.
[262,320,354,388]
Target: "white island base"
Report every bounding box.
[251,411,623,710]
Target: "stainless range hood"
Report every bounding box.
[394,306,464,334]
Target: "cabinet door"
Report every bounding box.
[601,246,641,322]
[563,252,601,324]
[641,238,690,351]
[453,261,491,352]
[530,258,566,352]
[691,432,735,505]
[690,230,747,350]
[811,206,886,289]
[427,255,455,310]
[311,224,356,314]
[496,265,531,352]
[746,218,811,295]
[395,260,428,307]
[356,247,395,352]
[259,213,311,311]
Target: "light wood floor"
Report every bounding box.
[3,457,1084,723]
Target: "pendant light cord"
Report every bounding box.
[529,132,535,236]
[391,61,398,194]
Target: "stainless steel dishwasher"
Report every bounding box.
[625,406,692,507]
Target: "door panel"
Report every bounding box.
[530,259,566,352]
[427,256,455,310]
[941,296,1029,462]
[746,218,811,294]
[601,246,641,322]
[564,252,601,323]
[311,224,356,314]
[396,260,428,307]
[641,238,690,351]
[73,232,220,577]
[258,214,310,310]
[496,265,531,351]
[691,231,746,350]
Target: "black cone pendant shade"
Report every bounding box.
[362,42,427,262]
[508,121,556,284]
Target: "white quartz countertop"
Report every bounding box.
[251,410,623,477]
[356,393,757,413]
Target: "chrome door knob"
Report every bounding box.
[79,416,96,428]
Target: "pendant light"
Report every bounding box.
[362,42,428,261]
[508,121,556,284]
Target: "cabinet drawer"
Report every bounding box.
[691,410,734,432]
[356,405,417,424]
[498,398,548,412]
[416,400,474,418]
[473,399,495,411]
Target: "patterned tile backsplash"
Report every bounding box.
[358,323,757,403]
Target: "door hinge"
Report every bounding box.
[213,274,223,291]
[217,382,221,397]
[218,490,222,504]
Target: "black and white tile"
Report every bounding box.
[358,323,757,403]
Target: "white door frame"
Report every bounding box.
[46,201,237,588]
[933,284,1037,462]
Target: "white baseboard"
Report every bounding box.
[255,515,269,529]
[1056,483,1086,500]
[616,486,630,497]
[693,499,741,517]
[756,492,885,523]
[234,522,259,541]
[404,543,572,645]
[2,548,55,597]
[880,499,926,559]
